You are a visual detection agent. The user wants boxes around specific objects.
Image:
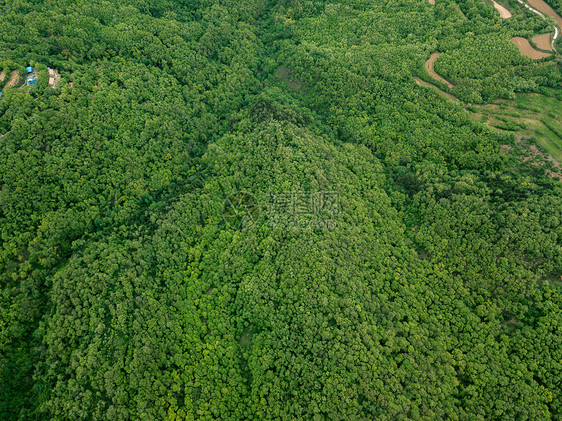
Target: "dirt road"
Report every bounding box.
[526,0,562,35]
[425,52,454,89]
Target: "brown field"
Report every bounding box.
[532,33,552,51]
[425,52,454,88]
[511,37,551,59]
[491,1,512,18]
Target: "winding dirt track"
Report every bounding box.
[491,1,512,18]
[526,0,562,33]
[425,52,454,88]
[511,37,551,58]
[532,33,553,50]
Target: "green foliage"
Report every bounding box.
[1,0,562,420]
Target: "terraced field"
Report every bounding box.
[471,93,562,164]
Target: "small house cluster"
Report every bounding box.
[47,67,60,87]
[1,64,64,97]
[21,65,61,88]
[26,66,37,85]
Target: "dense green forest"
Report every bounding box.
[1,0,561,419]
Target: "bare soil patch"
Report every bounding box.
[500,144,513,154]
[491,1,512,18]
[517,137,561,179]
[6,70,20,88]
[532,33,553,51]
[428,0,435,4]
[425,52,454,89]
[0,70,5,82]
[511,37,551,59]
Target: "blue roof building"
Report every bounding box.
[26,73,37,85]
[26,66,33,73]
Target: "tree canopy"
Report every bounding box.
[1,0,562,419]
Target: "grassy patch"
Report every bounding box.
[471,93,562,162]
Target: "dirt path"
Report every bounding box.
[532,33,553,50]
[0,70,5,83]
[415,77,459,102]
[6,71,19,88]
[491,1,512,18]
[424,52,454,89]
[511,36,552,58]
[526,0,562,34]
[518,0,561,52]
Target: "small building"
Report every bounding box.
[26,74,37,85]
[25,66,37,85]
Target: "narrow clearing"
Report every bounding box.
[0,70,5,82]
[532,33,553,50]
[278,66,303,91]
[491,1,512,18]
[511,37,551,59]
[414,77,459,102]
[424,52,454,88]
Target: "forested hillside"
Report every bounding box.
[1,0,561,419]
